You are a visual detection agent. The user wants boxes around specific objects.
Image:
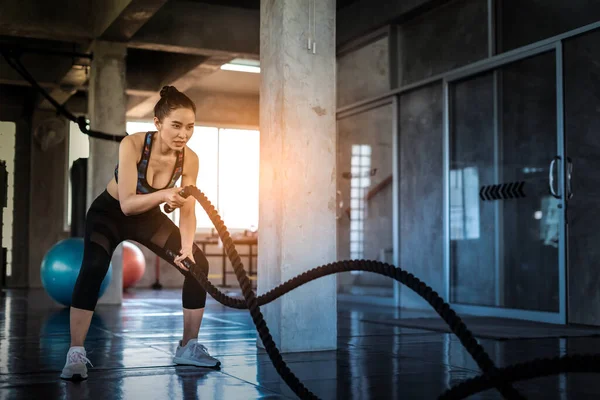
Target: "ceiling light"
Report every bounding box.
[220,58,260,74]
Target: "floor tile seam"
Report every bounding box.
[218,371,298,399]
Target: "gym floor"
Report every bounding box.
[2,289,600,399]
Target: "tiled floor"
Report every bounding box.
[1,288,599,399]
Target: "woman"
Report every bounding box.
[61,86,220,381]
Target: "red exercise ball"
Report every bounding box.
[122,241,146,289]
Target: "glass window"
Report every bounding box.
[217,128,260,230]
[66,121,90,228]
[0,122,15,276]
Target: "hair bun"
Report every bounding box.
[160,86,177,98]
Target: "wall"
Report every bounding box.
[497,0,600,53]
[397,0,488,85]
[337,36,390,107]
[396,83,445,307]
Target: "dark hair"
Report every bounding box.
[154,86,196,121]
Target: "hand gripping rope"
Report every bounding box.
[165,186,600,400]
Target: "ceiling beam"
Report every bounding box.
[38,64,89,110]
[0,0,95,42]
[69,88,259,128]
[126,55,233,119]
[184,89,259,128]
[99,0,169,42]
[126,49,208,93]
[39,0,169,110]
[0,78,57,90]
[129,1,259,59]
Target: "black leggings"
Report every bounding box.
[71,190,209,311]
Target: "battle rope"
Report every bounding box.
[166,185,524,400]
[439,354,600,399]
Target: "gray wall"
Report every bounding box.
[398,84,444,307]
[397,0,488,85]
[497,0,600,53]
[337,36,390,107]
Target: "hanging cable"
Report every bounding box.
[307,0,312,50]
[1,50,125,142]
[312,0,316,54]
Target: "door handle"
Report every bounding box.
[566,157,573,199]
[549,156,561,199]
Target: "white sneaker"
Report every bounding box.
[173,339,220,368]
[60,347,93,381]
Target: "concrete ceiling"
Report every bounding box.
[0,0,261,118]
[195,69,259,95]
[179,0,359,11]
[0,0,420,119]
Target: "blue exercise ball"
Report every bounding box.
[40,238,112,307]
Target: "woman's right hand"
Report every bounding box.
[163,187,187,211]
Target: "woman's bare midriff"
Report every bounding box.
[106,178,120,200]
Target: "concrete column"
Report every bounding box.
[258,0,337,353]
[28,110,69,289]
[87,40,127,305]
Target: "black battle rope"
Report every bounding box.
[0,50,124,142]
[439,354,600,399]
[165,185,524,400]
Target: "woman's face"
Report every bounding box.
[154,107,195,151]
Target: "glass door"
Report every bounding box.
[444,46,567,324]
[337,104,395,302]
[563,27,600,325]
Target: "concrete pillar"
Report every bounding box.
[258,0,337,352]
[28,110,69,289]
[87,40,127,305]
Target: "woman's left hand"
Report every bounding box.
[174,247,195,271]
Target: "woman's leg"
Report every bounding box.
[179,252,208,343]
[63,193,123,380]
[69,241,113,347]
[70,220,121,345]
[127,211,219,367]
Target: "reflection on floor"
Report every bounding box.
[1,288,598,399]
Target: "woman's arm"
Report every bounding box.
[174,149,199,267]
[117,135,184,216]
